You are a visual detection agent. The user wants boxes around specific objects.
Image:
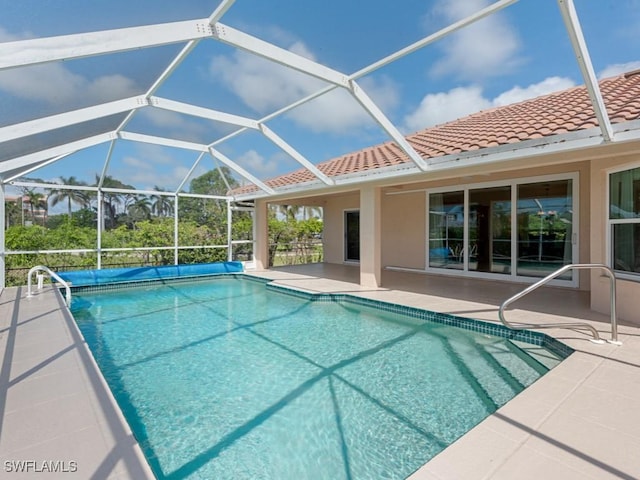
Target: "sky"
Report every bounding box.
[1,0,639,212]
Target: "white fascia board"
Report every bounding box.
[259,125,334,186]
[557,0,614,142]
[118,131,208,152]
[213,23,349,87]
[209,148,276,195]
[0,132,115,174]
[149,96,259,129]
[0,96,147,143]
[349,80,429,171]
[0,19,214,70]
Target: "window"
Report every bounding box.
[609,166,640,277]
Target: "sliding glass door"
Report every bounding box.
[469,186,511,274]
[516,179,573,278]
[427,175,576,283]
[428,191,464,270]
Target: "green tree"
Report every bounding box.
[4,200,20,228]
[47,176,90,218]
[125,195,152,227]
[179,168,238,232]
[93,174,135,229]
[22,188,47,226]
[151,186,174,217]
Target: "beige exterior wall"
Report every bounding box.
[590,154,640,325]
[381,191,426,269]
[263,141,640,325]
[321,163,592,281]
[322,192,359,264]
[379,162,592,286]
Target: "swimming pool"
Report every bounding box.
[70,275,570,479]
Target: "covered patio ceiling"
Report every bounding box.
[0,0,637,201]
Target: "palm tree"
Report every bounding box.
[94,174,133,229]
[4,200,20,228]
[150,186,174,217]
[277,204,301,222]
[48,176,90,218]
[22,188,46,225]
[127,196,152,228]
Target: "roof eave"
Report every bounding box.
[232,122,640,202]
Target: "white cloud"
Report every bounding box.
[429,0,522,80]
[598,61,640,79]
[210,48,325,114]
[0,63,139,107]
[403,76,576,131]
[117,154,199,191]
[209,43,399,134]
[492,76,576,106]
[404,85,491,132]
[135,108,213,143]
[235,149,279,178]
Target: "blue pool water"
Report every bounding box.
[71,276,567,480]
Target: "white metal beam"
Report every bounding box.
[0,19,215,70]
[0,132,115,174]
[0,96,147,143]
[557,0,614,142]
[147,41,200,99]
[213,23,349,87]
[259,124,334,185]
[98,140,116,189]
[209,148,276,195]
[352,0,518,79]
[205,2,519,157]
[149,96,260,129]
[176,152,206,193]
[118,131,208,152]
[211,155,234,193]
[114,41,201,136]
[208,0,237,24]
[349,80,429,171]
[3,153,72,183]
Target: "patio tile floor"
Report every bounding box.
[1,264,638,479]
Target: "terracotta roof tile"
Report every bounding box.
[232,72,640,196]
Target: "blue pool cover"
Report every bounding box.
[57,261,243,287]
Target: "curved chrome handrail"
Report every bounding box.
[498,263,619,344]
[27,265,72,307]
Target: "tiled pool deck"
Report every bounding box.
[1,264,639,479]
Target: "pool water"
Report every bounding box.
[71,276,564,480]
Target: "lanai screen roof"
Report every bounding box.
[1,0,639,201]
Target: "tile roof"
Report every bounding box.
[232,71,640,196]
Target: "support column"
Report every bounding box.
[253,199,269,270]
[359,185,382,288]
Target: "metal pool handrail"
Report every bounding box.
[27,265,72,307]
[498,263,619,345]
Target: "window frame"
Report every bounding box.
[606,162,640,282]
